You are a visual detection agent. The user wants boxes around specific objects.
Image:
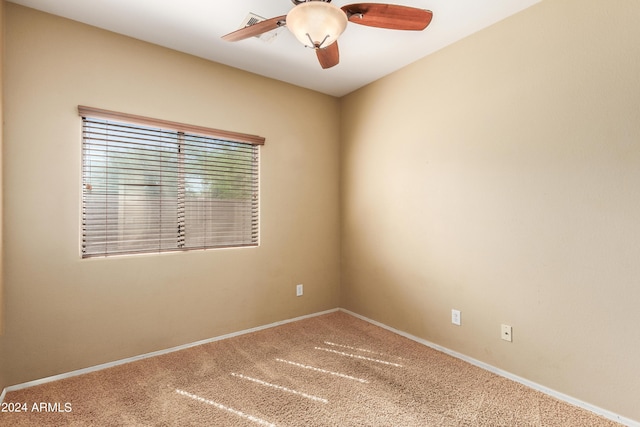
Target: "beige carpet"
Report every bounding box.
[1,311,621,426]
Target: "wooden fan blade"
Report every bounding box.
[316,42,340,69]
[221,15,287,42]
[341,3,432,31]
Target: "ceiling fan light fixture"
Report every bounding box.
[286,2,348,49]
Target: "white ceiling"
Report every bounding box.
[9,0,541,97]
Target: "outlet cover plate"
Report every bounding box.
[501,324,512,342]
[451,309,461,326]
[296,284,303,297]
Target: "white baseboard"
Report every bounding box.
[339,308,639,427]
[0,308,339,399]
[1,306,637,426]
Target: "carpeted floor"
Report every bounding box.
[1,311,622,426]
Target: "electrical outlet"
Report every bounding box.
[296,284,303,297]
[451,309,461,326]
[501,324,512,342]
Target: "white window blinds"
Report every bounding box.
[80,106,263,258]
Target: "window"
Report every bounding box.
[79,106,264,258]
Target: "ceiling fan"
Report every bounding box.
[221,0,433,69]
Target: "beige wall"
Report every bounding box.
[0,3,340,390]
[341,0,640,422]
[0,0,4,342]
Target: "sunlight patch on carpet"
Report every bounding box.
[323,341,404,360]
[275,358,369,383]
[231,373,328,404]
[314,347,403,367]
[175,389,275,427]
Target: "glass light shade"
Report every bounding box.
[286,2,348,48]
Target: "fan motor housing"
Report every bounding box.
[291,0,332,5]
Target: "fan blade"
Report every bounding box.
[341,3,432,30]
[222,15,287,42]
[316,42,340,69]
